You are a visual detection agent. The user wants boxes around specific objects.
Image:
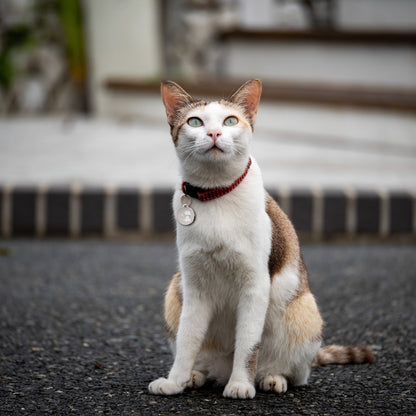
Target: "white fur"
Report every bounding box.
[269,264,300,313]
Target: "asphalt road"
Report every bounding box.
[0,240,415,415]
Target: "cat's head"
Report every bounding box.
[160,79,262,169]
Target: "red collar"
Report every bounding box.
[181,158,252,202]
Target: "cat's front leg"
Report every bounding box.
[149,290,212,396]
[223,278,270,399]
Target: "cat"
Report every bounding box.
[148,79,374,399]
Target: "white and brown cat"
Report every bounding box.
[148,79,374,399]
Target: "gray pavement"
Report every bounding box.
[0,239,415,415]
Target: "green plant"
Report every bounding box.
[57,0,86,85]
[0,24,36,89]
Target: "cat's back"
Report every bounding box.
[265,193,311,300]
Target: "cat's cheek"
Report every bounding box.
[235,132,250,148]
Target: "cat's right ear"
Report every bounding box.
[161,81,194,126]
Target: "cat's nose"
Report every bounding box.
[208,131,222,143]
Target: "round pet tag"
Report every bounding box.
[177,206,195,226]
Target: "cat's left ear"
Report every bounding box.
[229,79,262,126]
[161,81,194,126]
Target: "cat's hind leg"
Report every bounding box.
[288,360,313,387]
[257,337,320,394]
[187,345,234,389]
[186,370,207,389]
[257,344,316,394]
[258,291,323,394]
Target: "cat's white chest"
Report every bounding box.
[174,160,272,297]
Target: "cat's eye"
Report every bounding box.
[224,116,238,127]
[187,117,203,127]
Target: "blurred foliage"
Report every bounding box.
[0,0,85,89]
[57,0,86,84]
[0,24,36,89]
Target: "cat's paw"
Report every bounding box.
[259,374,288,393]
[223,381,256,399]
[186,370,207,389]
[148,377,185,396]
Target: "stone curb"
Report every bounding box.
[1,184,415,239]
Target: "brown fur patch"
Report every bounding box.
[283,292,323,347]
[266,193,299,278]
[164,271,183,341]
[266,193,311,303]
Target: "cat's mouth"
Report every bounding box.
[207,144,224,154]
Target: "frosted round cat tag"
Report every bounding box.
[177,206,195,226]
[177,194,195,225]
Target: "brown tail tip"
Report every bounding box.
[313,345,375,367]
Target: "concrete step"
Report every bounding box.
[105,78,416,112]
[221,30,416,89]
[1,184,414,239]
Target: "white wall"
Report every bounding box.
[338,0,416,31]
[237,0,416,31]
[226,41,416,88]
[84,0,162,116]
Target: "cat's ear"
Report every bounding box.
[161,81,194,125]
[229,79,262,126]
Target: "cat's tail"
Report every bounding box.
[312,345,375,367]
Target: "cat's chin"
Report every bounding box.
[201,150,234,164]
[185,147,230,164]
[206,146,225,157]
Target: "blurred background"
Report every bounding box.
[0,0,415,238]
[2,0,416,114]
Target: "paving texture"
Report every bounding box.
[0,240,415,415]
